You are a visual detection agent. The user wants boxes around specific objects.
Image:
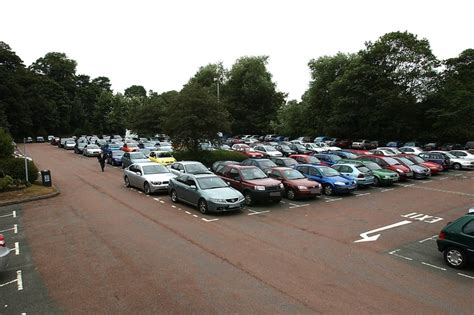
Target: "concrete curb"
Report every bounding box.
[0,185,60,207]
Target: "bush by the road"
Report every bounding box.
[173,150,247,167]
[0,158,38,185]
[0,128,14,159]
[0,175,13,191]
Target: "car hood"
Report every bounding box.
[143,173,176,181]
[422,162,442,169]
[244,178,281,186]
[131,158,151,163]
[202,187,243,199]
[373,169,398,176]
[320,175,353,184]
[389,164,410,173]
[286,178,320,187]
[410,165,429,172]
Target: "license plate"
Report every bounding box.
[269,192,281,197]
[228,204,239,209]
[310,189,318,194]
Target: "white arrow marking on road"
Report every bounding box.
[354,220,412,243]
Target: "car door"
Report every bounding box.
[226,167,242,191]
[173,175,189,201]
[122,153,130,167]
[308,167,323,183]
[127,164,139,187]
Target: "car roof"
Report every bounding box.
[176,161,204,165]
[272,167,294,171]
[296,164,325,168]
[186,173,218,179]
[131,162,158,167]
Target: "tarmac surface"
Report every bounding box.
[1,143,473,313]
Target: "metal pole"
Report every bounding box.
[24,138,28,184]
[217,80,220,104]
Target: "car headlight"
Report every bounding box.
[210,198,227,203]
[254,185,265,191]
[279,183,284,189]
[297,186,308,190]
[396,169,403,173]
[151,181,162,185]
[334,181,345,186]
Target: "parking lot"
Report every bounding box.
[1,143,473,313]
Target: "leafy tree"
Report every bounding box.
[0,128,14,158]
[29,52,77,83]
[124,85,147,98]
[224,56,286,134]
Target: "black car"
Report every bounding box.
[240,158,277,174]
[211,160,240,173]
[275,144,296,157]
[270,157,298,168]
[289,144,312,154]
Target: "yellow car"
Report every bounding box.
[149,151,176,166]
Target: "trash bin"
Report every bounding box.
[40,170,52,187]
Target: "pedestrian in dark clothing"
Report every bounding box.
[98,153,106,172]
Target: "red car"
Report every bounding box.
[216,165,283,205]
[345,149,371,156]
[232,144,264,158]
[121,143,139,152]
[268,167,321,200]
[358,155,413,181]
[398,154,443,174]
[289,154,326,166]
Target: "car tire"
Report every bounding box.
[170,190,178,203]
[443,247,467,269]
[323,185,333,196]
[287,188,296,200]
[452,163,462,170]
[244,191,253,206]
[198,199,209,214]
[144,182,151,195]
[374,177,380,187]
[124,176,131,188]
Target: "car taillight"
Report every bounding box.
[0,234,5,247]
[438,231,446,240]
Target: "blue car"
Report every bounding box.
[331,150,359,159]
[313,153,342,166]
[294,164,357,195]
[107,150,124,166]
[101,143,122,156]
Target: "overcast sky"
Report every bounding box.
[2,0,473,100]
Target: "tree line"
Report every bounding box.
[0,31,472,150]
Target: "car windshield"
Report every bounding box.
[109,144,120,149]
[295,144,305,150]
[66,141,75,144]
[384,157,400,165]
[307,156,321,164]
[127,144,139,148]
[442,152,456,159]
[282,169,305,180]
[410,155,425,163]
[130,152,147,159]
[157,152,173,158]
[264,146,278,152]
[398,157,414,166]
[197,177,228,190]
[280,145,291,150]
[241,168,267,180]
[284,159,298,167]
[356,166,371,173]
[364,161,382,170]
[259,160,277,168]
[320,167,340,177]
[343,152,358,159]
[142,164,169,175]
[112,151,124,157]
[185,163,208,174]
[329,155,342,162]
[87,145,99,149]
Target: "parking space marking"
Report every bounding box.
[201,218,219,222]
[171,205,176,208]
[457,273,474,280]
[288,203,310,209]
[153,198,161,201]
[420,180,433,184]
[355,193,370,197]
[397,183,415,187]
[388,249,413,261]
[193,215,198,218]
[439,177,448,180]
[0,211,16,218]
[159,200,165,204]
[247,209,270,216]
[421,262,446,271]
[0,270,23,290]
[0,224,18,234]
[185,211,191,215]
[13,242,20,255]
[138,191,143,194]
[410,186,474,197]
[418,235,438,243]
[280,200,286,204]
[324,198,342,203]
[381,188,394,192]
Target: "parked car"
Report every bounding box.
[439,143,463,151]
[423,143,439,151]
[313,136,332,143]
[268,167,321,200]
[399,146,423,155]
[437,209,474,269]
[352,139,372,149]
[357,155,413,180]
[64,140,76,150]
[121,143,140,152]
[107,150,124,166]
[386,141,403,148]
[26,137,33,143]
[314,142,341,151]
[331,151,359,160]
[47,135,55,142]
[0,234,9,271]
[50,137,60,145]
[169,174,245,214]
[418,152,451,170]
[253,145,283,158]
[393,157,431,179]
[36,136,45,143]
[240,158,277,174]
[121,152,150,169]
[369,149,396,156]
[289,154,324,165]
[211,160,240,173]
[124,163,176,195]
[270,157,298,168]
[338,159,399,186]
[288,143,312,154]
[274,144,296,157]
[313,153,342,166]
[449,150,474,160]
[216,165,284,205]
[332,163,375,187]
[376,147,402,155]
[138,142,157,150]
[465,141,474,153]
[232,144,264,158]
[430,151,474,170]
[149,151,176,166]
[101,143,122,156]
[404,141,423,147]
[305,143,327,153]
[294,164,357,196]
[74,142,88,154]
[399,154,443,174]
[83,144,102,157]
[169,161,213,176]
[333,139,352,148]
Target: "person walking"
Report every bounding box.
[98,153,106,172]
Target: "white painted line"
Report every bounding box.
[399,183,415,187]
[439,177,448,180]
[288,203,310,209]
[138,191,143,194]
[201,218,219,222]
[0,226,16,233]
[454,174,462,177]
[457,273,474,280]
[13,210,16,218]
[411,186,474,197]
[185,211,191,214]
[193,215,198,218]
[280,200,286,204]
[14,224,17,234]
[325,198,342,203]
[418,235,438,243]
[153,198,160,201]
[178,208,182,210]
[388,249,413,261]
[0,212,15,218]
[381,188,394,192]
[0,279,18,288]
[421,262,446,271]
[248,210,270,216]
[14,242,19,255]
[171,205,176,208]
[247,209,257,213]
[355,193,370,197]
[421,180,433,184]
[146,195,150,197]
[159,200,165,204]
[17,270,23,290]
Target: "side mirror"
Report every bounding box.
[180,170,185,173]
[190,185,197,190]
[135,172,142,176]
[226,182,230,186]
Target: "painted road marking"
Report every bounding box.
[153,198,160,201]
[355,193,370,197]
[421,262,446,271]
[185,211,191,215]
[324,197,342,203]
[159,200,165,204]
[458,273,474,280]
[289,203,310,209]
[0,211,16,218]
[355,220,412,243]
[138,191,143,194]
[388,249,413,261]
[419,235,438,243]
[410,186,474,197]
[280,200,286,204]
[193,215,198,218]
[381,188,394,192]
[439,177,448,180]
[0,270,23,290]
[248,209,270,216]
[421,180,433,184]
[171,205,176,208]
[13,242,20,255]
[201,218,219,222]
[398,183,415,187]
[401,212,443,224]
[0,224,18,234]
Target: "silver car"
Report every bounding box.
[169,174,245,214]
[169,161,213,176]
[83,144,102,157]
[332,163,375,187]
[0,234,9,271]
[124,163,176,194]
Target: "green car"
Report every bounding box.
[437,210,474,269]
[338,159,399,186]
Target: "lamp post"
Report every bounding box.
[23,138,28,184]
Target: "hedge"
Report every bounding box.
[173,149,247,167]
[0,158,39,185]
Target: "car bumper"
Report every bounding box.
[252,190,283,202]
[460,164,474,170]
[294,187,321,198]
[208,200,245,212]
[150,183,170,193]
[333,184,357,193]
[0,247,10,270]
[356,177,375,186]
[413,172,431,179]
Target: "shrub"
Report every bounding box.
[0,158,39,185]
[0,128,14,158]
[0,175,13,191]
[173,149,247,167]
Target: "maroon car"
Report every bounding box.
[268,167,321,200]
[216,165,284,205]
[358,155,413,181]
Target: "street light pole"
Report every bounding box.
[217,79,220,104]
[24,138,28,184]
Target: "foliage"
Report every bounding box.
[0,158,39,185]
[0,128,14,158]
[124,85,147,98]
[173,149,247,167]
[0,175,13,191]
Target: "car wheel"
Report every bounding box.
[244,191,253,206]
[124,176,131,187]
[287,188,296,200]
[323,185,333,196]
[170,190,178,203]
[443,247,467,269]
[198,199,209,214]
[452,163,461,170]
[374,177,380,187]
[144,182,151,195]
